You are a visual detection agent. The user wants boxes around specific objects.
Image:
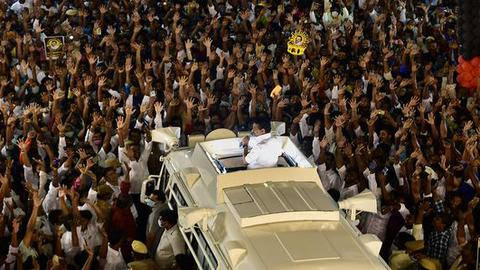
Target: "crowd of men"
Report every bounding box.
[0,0,477,269]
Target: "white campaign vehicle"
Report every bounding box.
[143,126,390,270]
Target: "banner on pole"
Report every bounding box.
[44,36,65,60]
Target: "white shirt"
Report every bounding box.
[361,212,391,241]
[155,224,186,269]
[363,168,382,199]
[118,140,152,194]
[299,113,312,138]
[23,166,44,191]
[317,163,346,192]
[10,0,32,14]
[61,223,101,255]
[244,133,283,169]
[104,246,128,270]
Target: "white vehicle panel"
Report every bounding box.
[159,136,389,270]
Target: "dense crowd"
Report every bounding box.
[0,0,477,269]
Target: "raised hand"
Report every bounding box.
[12,218,20,234]
[87,55,97,65]
[319,137,329,149]
[240,10,249,20]
[335,115,347,127]
[248,85,257,97]
[368,115,378,127]
[301,95,311,108]
[349,99,358,110]
[184,98,196,110]
[464,120,473,135]
[206,93,217,106]
[185,39,193,50]
[174,24,183,35]
[154,102,163,114]
[34,23,44,34]
[203,37,212,49]
[426,112,435,125]
[198,102,208,112]
[78,149,89,160]
[97,76,107,88]
[324,102,332,115]
[109,97,119,108]
[32,191,42,208]
[190,62,198,72]
[178,76,188,87]
[125,105,135,116]
[169,98,180,107]
[409,96,420,108]
[116,116,125,130]
[140,103,149,114]
[99,4,108,14]
[83,75,93,88]
[17,138,28,152]
[320,57,329,67]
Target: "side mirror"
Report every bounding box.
[151,127,181,152]
[178,207,217,231]
[338,189,377,221]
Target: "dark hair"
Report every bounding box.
[160,209,178,225]
[395,232,415,250]
[116,194,133,209]
[253,117,271,133]
[79,210,93,221]
[151,190,166,203]
[48,209,64,225]
[109,229,124,246]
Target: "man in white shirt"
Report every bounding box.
[155,210,186,270]
[101,230,128,270]
[10,0,32,15]
[118,140,152,195]
[119,137,152,240]
[242,118,283,169]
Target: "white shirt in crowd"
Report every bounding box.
[103,245,128,270]
[10,0,32,15]
[61,223,102,256]
[155,224,186,270]
[118,140,152,194]
[245,133,283,170]
[317,163,346,193]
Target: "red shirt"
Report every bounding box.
[111,206,137,239]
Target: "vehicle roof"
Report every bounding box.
[164,137,388,269]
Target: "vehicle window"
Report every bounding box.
[192,227,219,270]
[170,183,187,207]
[159,167,170,192]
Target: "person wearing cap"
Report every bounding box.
[419,257,442,270]
[450,241,478,270]
[94,184,114,223]
[154,209,186,270]
[389,232,422,270]
[100,155,123,201]
[127,240,157,270]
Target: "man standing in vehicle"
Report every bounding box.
[242,118,283,169]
